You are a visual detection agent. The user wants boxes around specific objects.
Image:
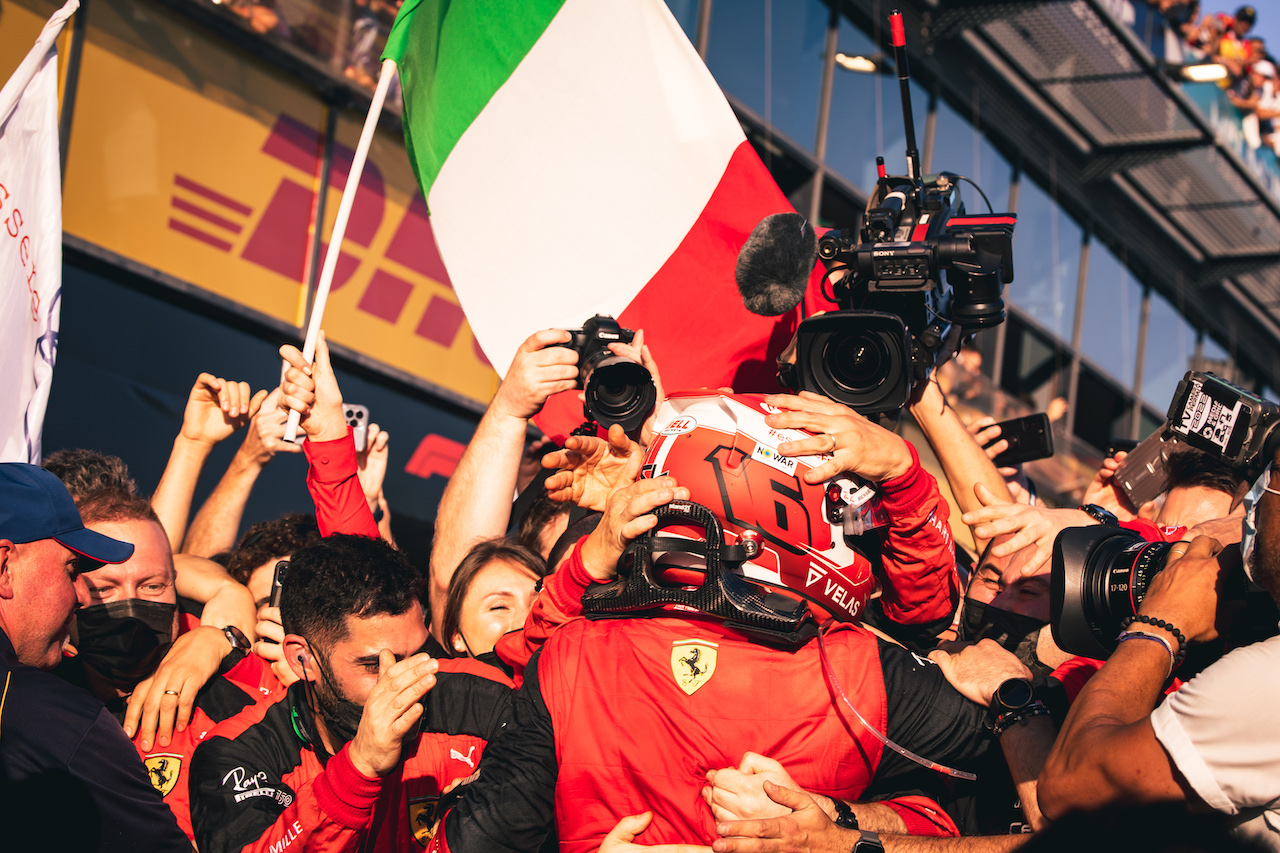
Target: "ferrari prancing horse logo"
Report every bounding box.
[409,796,440,847]
[144,754,182,797]
[670,640,718,695]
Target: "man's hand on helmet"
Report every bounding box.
[762,391,913,484]
[579,476,690,581]
[542,424,645,512]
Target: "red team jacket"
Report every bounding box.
[188,657,513,852]
[136,650,284,838]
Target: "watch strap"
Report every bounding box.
[830,798,859,830]
[852,830,884,852]
[1079,503,1119,525]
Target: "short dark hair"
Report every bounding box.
[516,488,571,556]
[279,534,424,652]
[76,489,161,528]
[43,450,137,501]
[225,513,322,586]
[1164,449,1249,501]
[441,538,546,653]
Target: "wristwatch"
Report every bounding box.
[852,830,884,852]
[988,676,1034,727]
[1078,503,1119,526]
[222,625,251,653]
[989,676,1051,736]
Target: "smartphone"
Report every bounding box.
[269,560,289,609]
[345,404,369,452]
[984,413,1055,468]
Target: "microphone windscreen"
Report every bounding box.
[735,213,817,316]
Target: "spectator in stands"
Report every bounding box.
[0,463,191,853]
[1208,4,1257,83]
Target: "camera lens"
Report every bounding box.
[825,332,889,394]
[1051,526,1174,659]
[583,357,657,434]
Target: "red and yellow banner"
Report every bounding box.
[50,0,498,405]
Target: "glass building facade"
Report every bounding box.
[665,0,1264,462]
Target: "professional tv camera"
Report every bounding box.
[1115,371,1280,506]
[1051,372,1280,659]
[557,314,657,435]
[756,12,1015,416]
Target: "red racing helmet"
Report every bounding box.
[636,391,881,623]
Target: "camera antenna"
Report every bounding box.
[889,10,923,208]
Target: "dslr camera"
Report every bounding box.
[1051,371,1280,657]
[775,17,1014,416]
[558,315,657,435]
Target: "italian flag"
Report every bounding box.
[384,0,825,438]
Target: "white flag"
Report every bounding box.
[0,0,77,463]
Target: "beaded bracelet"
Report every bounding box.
[1122,614,1187,667]
[1116,631,1175,678]
[992,702,1052,737]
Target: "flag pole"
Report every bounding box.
[284,57,397,443]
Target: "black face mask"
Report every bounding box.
[307,649,365,753]
[959,599,1056,679]
[74,599,176,686]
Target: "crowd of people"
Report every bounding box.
[1154,2,1279,152]
[2,314,1279,853]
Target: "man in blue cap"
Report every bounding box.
[0,462,192,852]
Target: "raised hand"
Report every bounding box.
[1082,452,1138,521]
[762,392,912,484]
[180,373,266,447]
[962,482,1096,577]
[543,424,645,512]
[279,331,347,443]
[490,328,580,421]
[237,387,303,465]
[578,475,690,581]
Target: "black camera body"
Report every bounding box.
[557,314,657,434]
[787,173,1016,415]
[1166,371,1280,473]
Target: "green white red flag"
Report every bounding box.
[383,0,821,437]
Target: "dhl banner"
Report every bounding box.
[48,0,499,406]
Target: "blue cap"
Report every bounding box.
[0,463,134,566]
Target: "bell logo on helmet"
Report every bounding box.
[661,417,698,436]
